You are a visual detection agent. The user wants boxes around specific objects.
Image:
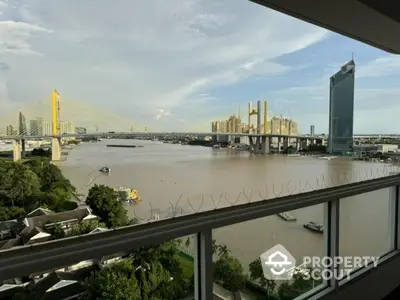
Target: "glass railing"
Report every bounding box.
[0,174,399,300]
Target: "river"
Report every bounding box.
[59,139,398,272]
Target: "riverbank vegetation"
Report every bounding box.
[0,159,77,221]
[0,148,52,160]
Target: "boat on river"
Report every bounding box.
[114,187,142,204]
[304,221,324,234]
[99,167,111,174]
[277,212,296,221]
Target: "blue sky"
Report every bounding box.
[0,0,399,133]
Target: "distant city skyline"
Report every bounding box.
[1,1,399,133]
[1,111,80,137]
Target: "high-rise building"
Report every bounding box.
[60,121,76,135]
[211,115,245,134]
[30,120,39,136]
[328,60,355,154]
[269,116,298,136]
[18,112,28,136]
[42,121,52,136]
[227,115,242,133]
[310,125,315,136]
[36,117,44,136]
[6,125,14,136]
[289,120,298,136]
[270,116,280,135]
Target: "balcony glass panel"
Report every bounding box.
[0,235,195,300]
[339,186,396,272]
[212,204,325,299]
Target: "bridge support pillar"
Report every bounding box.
[12,140,21,162]
[295,138,300,151]
[300,139,308,151]
[277,137,281,153]
[249,136,255,152]
[240,136,250,145]
[249,136,260,153]
[260,136,270,154]
[283,137,289,150]
[51,137,62,161]
[21,139,26,157]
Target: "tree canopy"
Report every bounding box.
[213,245,247,293]
[0,159,77,221]
[84,241,192,300]
[249,258,277,294]
[84,261,141,300]
[86,184,131,228]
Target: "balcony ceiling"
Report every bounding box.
[251,0,400,54]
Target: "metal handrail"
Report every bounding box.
[0,174,399,280]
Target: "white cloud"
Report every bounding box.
[0,21,51,55]
[357,55,400,78]
[0,0,328,131]
[155,109,171,120]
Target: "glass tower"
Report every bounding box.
[328,60,355,154]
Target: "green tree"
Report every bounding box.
[0,206,26,222]
[38,162,75,194]
[84,261,141,300]
[217,244,231,258]
[0,162,41,208]
[50,223,66,239]
[136,262,173,300]
[277,271,319,300]
[31,148,51,158]
[117,190,128,201]
[86,184,129,228]
[249,258,276,295]
[0,160,80,221]
[68,220,107,236]
[130,240,190,299]
[212,239,218,255]
[214,255,247,292]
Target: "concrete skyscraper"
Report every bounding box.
[328,60,355,154]
[310,125,315,136]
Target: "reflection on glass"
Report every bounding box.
[339,187,396,272]
[213,204,325,299]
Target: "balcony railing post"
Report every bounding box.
[194,229,213,300]
[324,199,340,289]
[394,185,400,250]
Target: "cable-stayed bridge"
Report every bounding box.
[0,93,146,135]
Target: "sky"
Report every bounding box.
[0,0,399,133]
